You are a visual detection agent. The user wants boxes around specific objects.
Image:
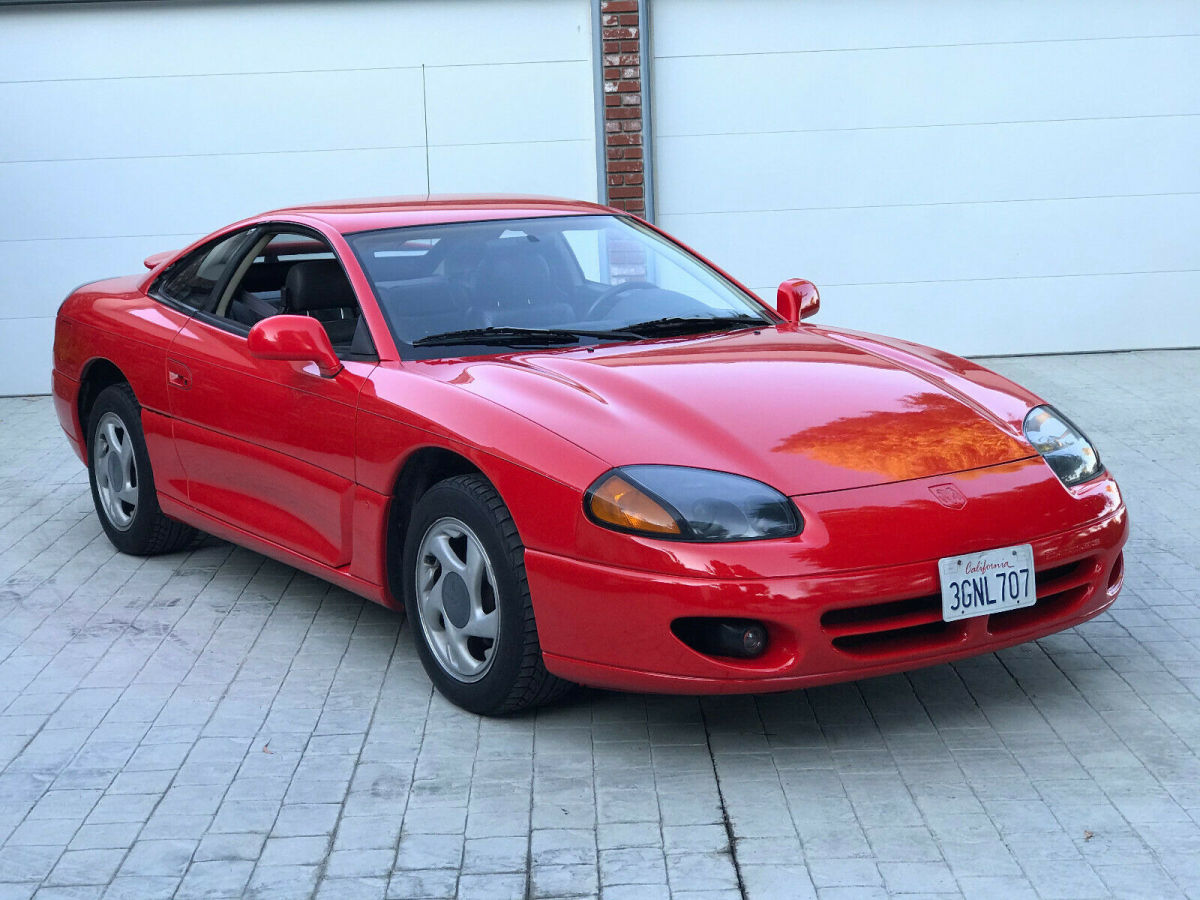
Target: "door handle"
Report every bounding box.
[167,359,192,390]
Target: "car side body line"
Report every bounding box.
[157,493,388,605]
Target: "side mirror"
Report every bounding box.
[776,278,821,325]
[247,315,342,378]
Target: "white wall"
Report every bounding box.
[0,0,597,395]
[651,0,1200,356]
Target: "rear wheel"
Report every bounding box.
[87,383,198,555]
[402,474,572,715]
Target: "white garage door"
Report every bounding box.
[0,0,597,396]
[651,1,1200,356]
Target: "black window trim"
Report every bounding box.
[148,226,260,317]
[184,221,379,362]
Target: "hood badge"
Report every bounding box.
[930,484,967,510]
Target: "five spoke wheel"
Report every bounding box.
[93,411,139,531]
[415,518,501,682]
[402,474,572,714]
[86,383,198,555]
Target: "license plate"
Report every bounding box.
[938,544,1035,622]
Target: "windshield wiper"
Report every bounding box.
[622,315,767,337]
[412,317,765,348]
[411,325,641,347]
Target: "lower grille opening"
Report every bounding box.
[830,619,957,655]
[821,555,1099,657]
[1035,560,1083,587]
[822,593,941,630]
[988,556,1096,634]
[1107,551,1125,595]
[988,584,1090,634]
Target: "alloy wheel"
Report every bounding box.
[414,517,501,682]
[93,411,138,531]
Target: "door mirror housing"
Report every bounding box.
[247,315,342,377]
[776,278,821,324]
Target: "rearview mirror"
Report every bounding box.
[776,278,821,325]
[247,315,342,378]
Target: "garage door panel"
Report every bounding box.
[425,61,594,146]
[430,142,597,199]
[0,317,56,397]
[3,147,431,242]
[0,0,591,82]
[662,194,1200,289]
[653,0,1200,57]
[653,0,1197,354]
[773,271,1200,357]
[0,236,205,321]
[654,37,1198,137]
[656,116,1200,215]
[1,69,427,163]
[0,0,596,396]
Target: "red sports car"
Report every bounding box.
[52,195,1127,714]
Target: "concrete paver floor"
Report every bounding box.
[0,349,1198,899]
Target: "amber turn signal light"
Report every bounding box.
[587,475,682,535]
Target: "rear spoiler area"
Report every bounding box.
[143,249,177,270]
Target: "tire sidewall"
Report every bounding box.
[87,385,160,554]
[402,478,530,715]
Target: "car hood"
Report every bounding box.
[432,326,1039,495]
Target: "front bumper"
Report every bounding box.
[527,464,1128,694]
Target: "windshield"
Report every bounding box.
[346,214,773,358]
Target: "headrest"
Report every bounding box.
[476,241,553,308]
[285,260,356,312]
[381,276,454,316]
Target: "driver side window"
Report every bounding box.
[215,231,374,358]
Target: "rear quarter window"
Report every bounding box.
[152,231,251,311]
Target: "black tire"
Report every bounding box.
[402,474,573,715]
[87,383,199,555]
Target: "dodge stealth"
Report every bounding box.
[52,196,1128,714]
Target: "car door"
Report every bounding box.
[131,229,258,501]
[165,226,377,567]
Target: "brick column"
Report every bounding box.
[599,0,649,217]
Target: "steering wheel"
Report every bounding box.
[585,280,657,320]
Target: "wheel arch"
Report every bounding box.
[384,446,486,605]
[393,462,574,713]
[77,359,131,447]
[373,431,601,614]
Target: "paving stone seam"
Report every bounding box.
[700,700,749,900]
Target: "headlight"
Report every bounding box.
[1023,405,1103,486]
[585,465,801,541]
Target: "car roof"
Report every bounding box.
[260,194,617,234]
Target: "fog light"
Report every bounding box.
[740,623,767,656]
[671,618,770,659]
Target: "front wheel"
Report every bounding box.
[87,383,198,555]
[402,474,572,715]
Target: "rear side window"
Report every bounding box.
[153,231,251,311]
